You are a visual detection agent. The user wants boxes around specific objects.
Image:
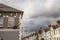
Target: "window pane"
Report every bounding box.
[0,17,3,27]
[8,17,15,27]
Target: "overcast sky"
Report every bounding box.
[0,0,60,37]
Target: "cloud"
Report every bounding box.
[21,0,60,37]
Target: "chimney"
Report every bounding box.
[48,25,51,28]
[57,20,60,27]
[48,25,53,30]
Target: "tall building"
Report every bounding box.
[22,20,60,40]
[0,4,23,40]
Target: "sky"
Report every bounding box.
[0,0,60,37]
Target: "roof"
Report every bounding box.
[0,4,23,13]
[22,32,37,39]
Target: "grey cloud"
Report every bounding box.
[22,17,56,32]
[29,0,60,18]
[22,0,60,37]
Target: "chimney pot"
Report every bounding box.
[57,20,60,23]
[57,20,60,27]
[48,25,51,28]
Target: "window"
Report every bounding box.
[38,34,41,40]
[54,30,55,35]
[50,37,56,40]
[55,29,59,35]
[58,37,60,40]
[8,17,15,27]
[54,37,56,40]
[45,35,48,39]
[50,30,54,36]
[0,17,3,27]
[46,31,51,37]
[58,29,60,34]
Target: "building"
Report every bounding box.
[0,4,23,40]
[22,20,60,40]
[22,32,38,40]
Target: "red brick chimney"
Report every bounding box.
[57,20,60,27]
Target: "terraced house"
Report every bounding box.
[0,3,23,40]
[22,20,60,40]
